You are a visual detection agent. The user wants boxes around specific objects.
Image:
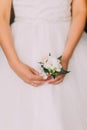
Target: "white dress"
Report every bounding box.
[0,0,87,130]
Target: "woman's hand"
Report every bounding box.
[47,56,69,85]
[10,60,46,87]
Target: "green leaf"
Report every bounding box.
[49,53,51,56]
[43,67,49,73]
[52,75,56,79]
[59,68,70,74]
[57,55,62,60]
[51,72,58,79]
[38,62,43,65]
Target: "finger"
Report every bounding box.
[33,80,45,85]
[29,81,45,87]
[30,68,51,80]
[45,75,52,81]
[47,75,64,84]
[52,78,64,85]
[23,76,44,85]
[48,77,64,84]
[32,74,46,81]
[36,82,45,86]
[47,76,59,83]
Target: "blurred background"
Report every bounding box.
[10,7,87,33]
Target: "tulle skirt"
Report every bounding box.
[0,19,87,130]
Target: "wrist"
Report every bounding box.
[62,52,72,63]
[60,54,71,70]
[61,55,70,63]
[8,57,21,69]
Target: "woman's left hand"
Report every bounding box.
[47,57,69,85]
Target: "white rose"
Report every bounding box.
[48,57,58,67]
[56,68,61,72]
[44,62,51,69]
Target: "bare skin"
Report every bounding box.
[0,0,47,87]
[47,0,87,84]
[0,0,87,86]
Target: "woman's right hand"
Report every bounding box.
[10,60,46,87]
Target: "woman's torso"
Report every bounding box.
[13,0,72,23]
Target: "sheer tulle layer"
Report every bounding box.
[0,19,87,130]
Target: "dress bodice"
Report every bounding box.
[13,0,72,22]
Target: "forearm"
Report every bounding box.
[62,11,86,61]
[0,19,19,66]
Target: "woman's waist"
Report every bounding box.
[14,16,72,24]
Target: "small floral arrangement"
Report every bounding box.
[38,53,70,79]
